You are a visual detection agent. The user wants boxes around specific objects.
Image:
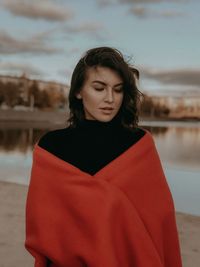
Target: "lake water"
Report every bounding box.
[0,121,199,216]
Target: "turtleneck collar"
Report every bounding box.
[76,116,122,131]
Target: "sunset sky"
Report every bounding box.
[0,0,200,96]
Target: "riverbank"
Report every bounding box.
[0,180,199,267]
[0,109,68,125]
[0,109,199,125]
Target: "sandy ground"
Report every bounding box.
[0,181,199,267]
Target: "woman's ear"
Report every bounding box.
[76,92,82,99]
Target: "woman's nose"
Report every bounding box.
[104,88,114,102]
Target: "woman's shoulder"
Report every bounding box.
[134,127,154,141]
[119,126,147,149]
[37,127,73,150]
[133,126,146,134]
[125,126,146,138]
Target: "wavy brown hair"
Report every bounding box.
[67,46,142,130]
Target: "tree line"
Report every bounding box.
[140,95,170,118]
[0,79,170,118]
[0,80,66,109]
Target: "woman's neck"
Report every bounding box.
[77,116,122,130]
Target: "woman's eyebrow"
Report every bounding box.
[92,80,123,87]
[92,81,106,85]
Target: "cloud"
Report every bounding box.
[2,0,73,22]
[121,0,162,3]
[129,6,185,18]
[0,62,44,77]
[0,30,62,55]
[65,23,103,34]
[67,48,81,54]
[119,0,185,3]
[98,0,186,5]
[63,22,106,40]
[97,0,117,7]
[96,0,186,19]
[141,67,200,87]
[57,68,73,79]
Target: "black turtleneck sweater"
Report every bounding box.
[38,117,146,175]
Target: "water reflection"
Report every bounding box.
[0,124,199,170]
[0,122,199,215]
[0,123,58,153]
[151,126,200,170]
[142,125,168,136]
[0,124,168,152]
[0,128,46,153]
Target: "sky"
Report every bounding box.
[0,0,200,96]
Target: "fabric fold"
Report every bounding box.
[25,130,182,267]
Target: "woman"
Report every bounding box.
[25,47,182,267]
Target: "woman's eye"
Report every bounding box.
[94,87,104,91]
[114,88,123,93]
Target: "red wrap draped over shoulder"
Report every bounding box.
[25,130,182,267]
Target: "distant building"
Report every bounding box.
[0,74,70,109]
[0,73,69,95]
[150,95,200,119]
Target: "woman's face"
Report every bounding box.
[76,66,124,122]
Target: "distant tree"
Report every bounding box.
[39,90,52,108]
[4,82,20,107]
[41,85,67,109]
[58,92,67,109]
[140,95,170,118]
[0,81,5,105]
[28,80,39,107]
[140,95,155,117]
[28,80,49,108]
[154,103,170,117]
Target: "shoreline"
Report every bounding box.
[0,180,200,267]
[0,110,199,131]
[0,109,199,124]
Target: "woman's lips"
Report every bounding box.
[100,107,114,114]
[100,107,114,110]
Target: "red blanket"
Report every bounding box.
[25,130,182,267]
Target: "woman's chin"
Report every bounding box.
[85,110,117,122]
[96,114,116,122]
